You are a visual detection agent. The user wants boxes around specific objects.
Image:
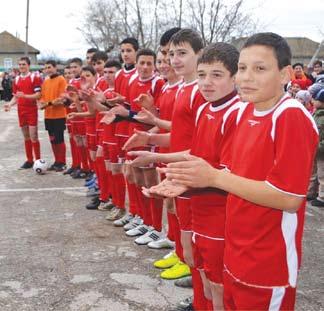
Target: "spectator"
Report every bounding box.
[292,62,313,89]
[1,72,12,101]
[311,60,324,79]
[295,90,314,113]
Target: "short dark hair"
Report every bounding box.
[292,62,304,69]
[105,60,122,70]
[120,37,139,51]
[92,51,108,63]
[242,32,292,69]
[82,66,96,76]
[69,57,83,67]
[198,43,239,77]
[170,28,204,54]
[87,48,98,54]
[64,65,71,69]
[45,60,57,67]
[136,48,156,63]
[313,60,322,67]
[19,57,30,65]
[160,27,181,47]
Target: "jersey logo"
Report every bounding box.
[248,119,260,127]
[205,113,215,120]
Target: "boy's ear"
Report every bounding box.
[280,65,292,85]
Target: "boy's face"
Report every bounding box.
[293,65,303,78]
[169,42,200,80]
[81,70,95,89]
[156,51,175,81]
[136,55,155,80]
[70,62,82,77]
[44,64,56,76]
[291,83,301,96]
[120,43,136,65]
[18,61,29,74]
[236,45,290,105]
[64,68,73,82]
[94,60,105,75]
[104,66,118,86]
[197,61,235,102]
[314,63,322,74]
[86,52,95,65]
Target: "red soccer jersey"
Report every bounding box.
[114,67,138,138]
[169,80,205,152]
[95,76,109,92]
[102,88,117,144]
[190,94,241,238]
[157,80,182,153]
[13,72,42,108]
[223,95,318,288]
[127,74,164,134]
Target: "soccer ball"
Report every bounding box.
[33,159,48,175]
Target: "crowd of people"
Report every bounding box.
[2,28,324,310]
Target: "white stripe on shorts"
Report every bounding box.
[269,287,285,311]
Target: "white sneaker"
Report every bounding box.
[135,228,164,245]
[113,213,134,227]
[147,235,175,249]
[126,224,149,237]
[123,216,143,231]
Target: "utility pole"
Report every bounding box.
[24,0,30,56]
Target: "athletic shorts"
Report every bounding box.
[192,233,224,284]
[115,135,129,161]
[223,270,296,310]
[103,142,119,163]
[71,121,86,136]
[96,129,104,147]
[175,196,192,231]
[86,134,97,151]
[44,118,66,133]
[18,106,38,127]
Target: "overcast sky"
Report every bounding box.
[0,0,323,60]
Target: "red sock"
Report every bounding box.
[167,211,175,241]
[134,186,145,220]
[70,137,80,168]
[32,140,41,160]
[50,143,59,163]
[127,181,138,215]
[151,198,163,231]
[115,173,126,209]
[172,214,184,262]
[57,143,66,164]
[24,139,33,162]
[97,156,109,202]
[79,146,90,171]
[142,193,153,226]
[87,148,95,171]
[192,267,209,311]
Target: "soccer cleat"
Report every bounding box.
[135,229,164,245]
[84,177,97,187]
[113,213,134,227]
[48,162,59,171]
[106,208,126,221]
[86,197,101,210]
[147,236,175,249]
[170,297,194,311]
[72,169,89,179]
[54,163,66,172]
[123,216,143,231]
[125,224,150,237]
[153,251,179,269]
[174,276,193,288]
[311,198,324,207]
[98,200,115,211]
[160,261,191,280]
[86,187,100,197]
[85,172,95,182]
[63,167,76,175]
[19,161,34,169]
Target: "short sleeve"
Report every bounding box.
[266,108,318,196]
[33,75,42,93]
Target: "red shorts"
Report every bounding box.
[71,121,86,136]
[223,270,296,310]
[116,135,129,161]
[18,107,37,127]
[175,196,192,231]
[103,142,119,163]
[86,134,97,151]
[192,233,224,284]
[96,129,104,147]
[66,122,72,134]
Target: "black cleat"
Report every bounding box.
[19,161,34,169]
[63,167,77,175]
[54,163,66,172]
[86,197,101,210]
[311,198,324,207]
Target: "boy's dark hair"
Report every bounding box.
[120,37,139,51]
[313,60,322,67]
[292,62,304,69]
[87,48,98,54]
[92,51,108,63]
[82,66,96,76]
[45,60,57,67]
[105,60,122,70]
[169,28,204,54]
[242,32,292,69]
[198,43,239,77]
[19,57,31,65]
[64,65,71,69]
[136,48,156,63]
[69,57,83,67]
[160,27,181,47]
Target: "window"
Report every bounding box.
[4,58,13,69]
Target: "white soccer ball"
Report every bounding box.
[33,159,48,175]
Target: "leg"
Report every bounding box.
[28,125,41,160]
[21,125,33,163]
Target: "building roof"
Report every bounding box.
[0,31,40,54]
[231,36,324,60]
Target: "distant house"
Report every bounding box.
[231,36,324,66]
[0,31,40,71]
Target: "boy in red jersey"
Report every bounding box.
[4,57,42,169]
[86,48,98,66]
[92,51,109,91]
[158,33,318,310]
